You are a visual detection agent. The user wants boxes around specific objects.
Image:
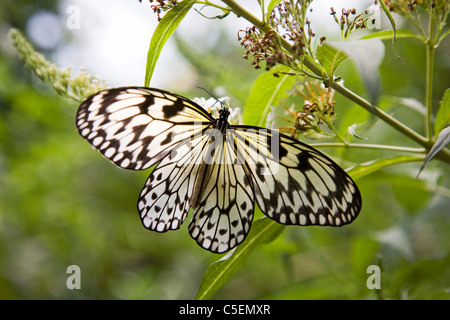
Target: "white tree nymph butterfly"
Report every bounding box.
[76,87,362,253]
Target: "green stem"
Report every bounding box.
[310,143,426,154]
[425,15,436,141]
[322,115,348,146]
[196,1,230,12]
[410,9,429,40]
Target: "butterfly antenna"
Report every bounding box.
[197,87,225,109]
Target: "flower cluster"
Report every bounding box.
[238,26,290,70]
[384,0,447,16]
[330,6,376,39]
[279,81,337,138]
[384,0,418,12]
[9,28,107,102]
[193,97,243,125]
[269,0,312,56]
[140,0,179,21]
[238,0,315,71]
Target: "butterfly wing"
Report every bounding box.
[138,125,255,253]
[76,86,362,254]
[188,129,255,253]
[76,87,214,170]
[137,129,210,232]
[232,126,362,226]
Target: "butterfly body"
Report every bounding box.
[76,87,362,253]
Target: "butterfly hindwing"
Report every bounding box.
[232,126,362,227]
[188,129,255,253]
[138,129,210,232]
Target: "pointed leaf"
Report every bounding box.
[266,0,283,21]
[316,42,348,77]
[379,0,404,63]
[417,126,450,177]
[243,66,296,127]
[347,155,424,181]
[360,29,424,41]
[435,88,450,135]
[347,124,369,140]
[144,0,195,86]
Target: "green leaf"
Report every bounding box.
[359,29,424,41]
[390,175,431,212]
[144,0,195,86]
[350,237,380,282]
[388,256,450,299]
[435,88,450,135]
[195,218,285,300]
[437,29,450,46]
[266,0,283,21]
[379,0,404,63]
[316,43,348,77]
[347,155,424,181]
[417,126,450,177]
[243,66,296,127]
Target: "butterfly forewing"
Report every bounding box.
[76,87,214,170]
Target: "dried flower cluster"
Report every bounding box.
[384,0,447,15]
[139,0,179,21]
[384,0,418,12]
[238,26,291,70]
[280,81,336,138]
[238,0,315,71]
[330,6,376,39]
[269,0,313,55]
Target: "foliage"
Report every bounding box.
[8,29,107,102]
[1,0,449,299]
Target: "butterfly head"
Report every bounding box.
[218,107,230,121]
[214,107,230,132]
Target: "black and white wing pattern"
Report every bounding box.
[76,87,213,171]
[232,127,361,227]
[187,129,255,253]
[76,86,362,254]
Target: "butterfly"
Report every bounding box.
[76,87,362,253]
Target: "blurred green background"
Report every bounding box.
[0,0,449,299]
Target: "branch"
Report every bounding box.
[310,143,426,154]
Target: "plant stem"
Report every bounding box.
[197,1,230,12]
[310,143,426,153]
[425,15,436,141]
